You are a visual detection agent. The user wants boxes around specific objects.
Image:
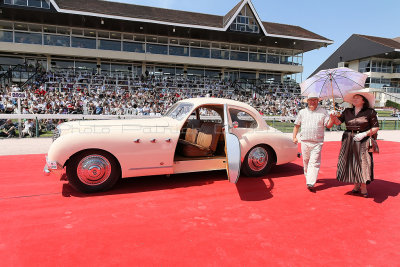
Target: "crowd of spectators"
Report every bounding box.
[0,70,310,117]
[0,70,345,137]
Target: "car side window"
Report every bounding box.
[229,108,258,128]
[199,107,222,123]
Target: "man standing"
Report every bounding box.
[293,93,334,192]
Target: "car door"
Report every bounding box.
[223,104,241,183]
[228,107,259,139]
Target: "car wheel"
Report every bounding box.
[66,150,121,193]
[242,145,274,177]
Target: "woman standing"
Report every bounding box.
[332,89,379,197]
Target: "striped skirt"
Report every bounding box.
[336,131,374,184]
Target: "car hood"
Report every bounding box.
[57,117,179,136]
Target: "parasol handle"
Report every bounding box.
[330,77,336,111]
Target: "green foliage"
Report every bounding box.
[385,100,400,110]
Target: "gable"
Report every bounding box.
[228,4,261,34]
[223,0,267,35]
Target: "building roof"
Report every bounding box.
[261,22,329,41]
[311,34,400,76]
[223,0,244,27]
[51,0,331,42]
[357,34,400,50]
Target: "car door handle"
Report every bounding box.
[150,138,156,143]
[133,139,140,143]
[165,138,171,142]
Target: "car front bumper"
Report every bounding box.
[44,156,64,176]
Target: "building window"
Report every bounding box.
[98,39,121,51]
[146,43,168,55]
[359,59,371,72]
[394,64,400,73]
[211,49,229,60]
[15,32,42,44]
[44,34,70,47]
[110,63,130,72]
[4,0,50,9]
[240,72,256,80]
[75,61,97,71]
[187,68,204,78]
[71,37,96,49]
[249,53,266,63]
[123,42,145,53]
[229,5,260,34]
[230,51,248,61]
[52,60,75,70]
[169,46,188,56]
[190,47,210,58]
[0,30,13,42]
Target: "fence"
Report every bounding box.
[0,114,399,138]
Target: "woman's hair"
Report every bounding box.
[357,94,370,110]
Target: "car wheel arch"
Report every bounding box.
[66,148,122,172]
[242,143,277,165]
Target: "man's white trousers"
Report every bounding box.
[301,141,323,186]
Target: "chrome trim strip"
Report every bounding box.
[129,166,173,171]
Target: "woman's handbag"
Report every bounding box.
[367,129,379,153]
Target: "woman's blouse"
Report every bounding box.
[338,107,379,132]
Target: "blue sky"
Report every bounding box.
[108,0,400,80]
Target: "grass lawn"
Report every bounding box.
[377,110,394,117]
[266,119,400,132]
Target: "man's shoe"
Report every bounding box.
[307,184,316,193]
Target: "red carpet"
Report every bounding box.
[0,141,399,266]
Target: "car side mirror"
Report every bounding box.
[232,121,239,128]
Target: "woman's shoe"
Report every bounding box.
[360,192,368,198]
[351,189,360,194]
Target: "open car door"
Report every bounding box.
[223,104,241,183]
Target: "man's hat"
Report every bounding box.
[303,92,321,103]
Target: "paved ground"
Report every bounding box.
[0,130,399,156]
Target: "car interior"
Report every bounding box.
[174,105,226,161]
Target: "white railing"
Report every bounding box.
[0,113,295,121]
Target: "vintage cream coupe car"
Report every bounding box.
[44,98,299,193]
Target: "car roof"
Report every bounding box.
[178,97,260,113]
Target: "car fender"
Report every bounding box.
[47,130,180,177]
[239,132,298,165]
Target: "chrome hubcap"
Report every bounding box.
[77,155,111,185]
[248,147,268,171]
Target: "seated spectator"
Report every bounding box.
[21,119,34,137]
[0,119,16,138]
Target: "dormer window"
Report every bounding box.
[229,4,260,34]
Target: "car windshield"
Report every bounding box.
[164,102,194,120]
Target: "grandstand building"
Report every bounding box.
[313,34,400,107]
[0,0,332,94]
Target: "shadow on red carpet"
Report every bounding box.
[1,141,399,266]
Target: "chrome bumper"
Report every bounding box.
[44,156,63,176]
